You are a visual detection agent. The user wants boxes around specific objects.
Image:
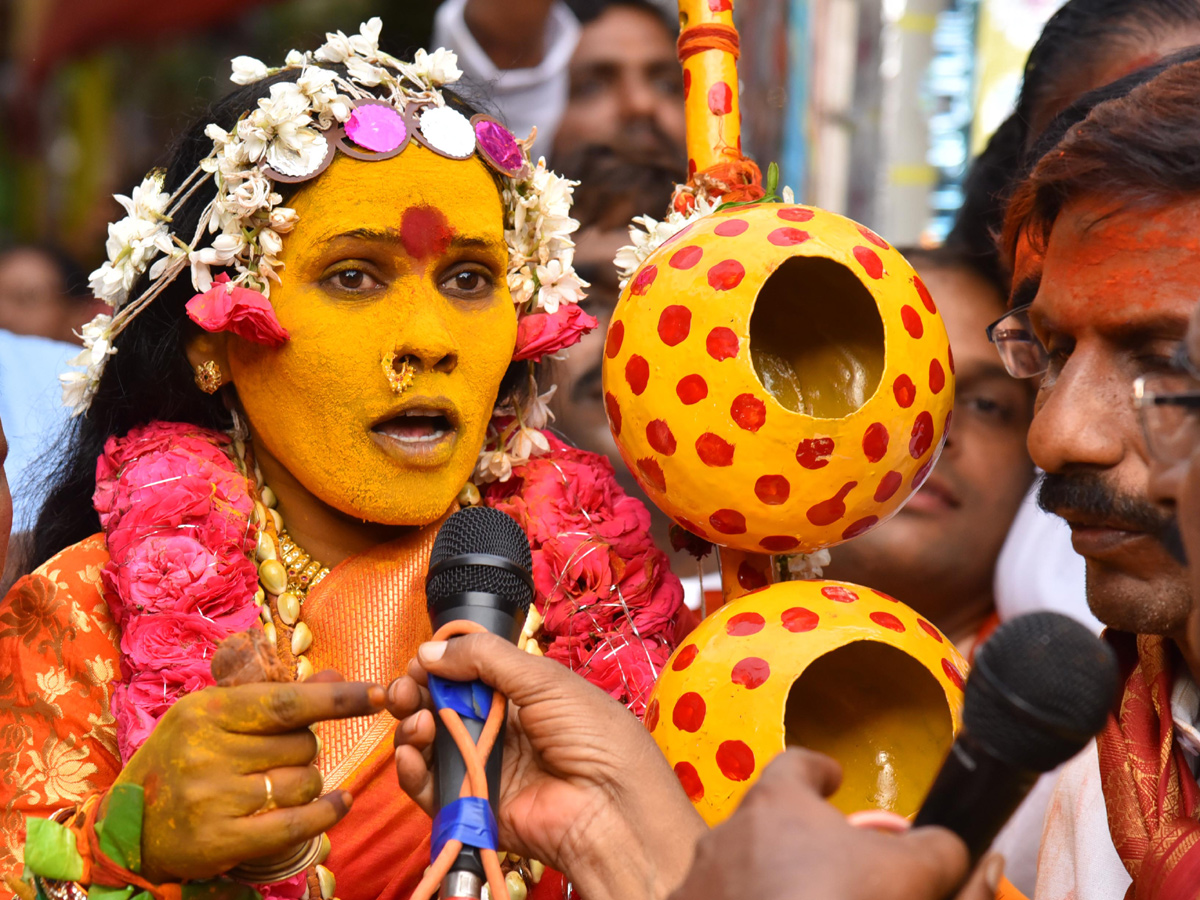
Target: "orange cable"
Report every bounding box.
[411,621,510,900]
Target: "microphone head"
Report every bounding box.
[966,612,1118,772]
[426,506,534,615]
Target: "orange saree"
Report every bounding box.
[0,529,441,900]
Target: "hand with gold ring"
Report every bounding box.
[111,671,383,882]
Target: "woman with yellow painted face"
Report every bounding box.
[0,22,688,900]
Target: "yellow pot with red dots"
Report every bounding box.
[646,579,966,826]
[602,203,954,554]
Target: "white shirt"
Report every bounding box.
[0,329,74,530]
[1034,673,1200,899]
[432,0,581,159]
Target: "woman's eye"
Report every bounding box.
[442,267,493,297]
[328,268,380,292]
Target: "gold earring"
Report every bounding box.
[382,351,414,395]
[194,360,224,394]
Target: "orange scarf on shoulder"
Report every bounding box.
[1097,633,1200,900]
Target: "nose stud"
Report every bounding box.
[383,350,415,395]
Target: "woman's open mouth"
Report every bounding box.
[370,405,459,467]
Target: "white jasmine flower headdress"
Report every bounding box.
[64,19,591,437]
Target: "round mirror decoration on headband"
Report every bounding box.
[61,18,594,451]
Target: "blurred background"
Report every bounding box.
[0,0,1062,285]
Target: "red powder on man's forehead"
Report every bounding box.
[400,206,455,260]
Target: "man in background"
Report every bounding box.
[432,0,685,162]
[0,243,102,345]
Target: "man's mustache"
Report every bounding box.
[1038,471,1185,560]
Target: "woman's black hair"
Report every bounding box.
[29,70,525,570]
[946,0,1200,289]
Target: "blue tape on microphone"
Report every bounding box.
[428,674,494,721]
[431,797,499,861]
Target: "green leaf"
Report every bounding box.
[87,885,135,900]
[23,818,84,882]
[766,162,780,196]
[98,784,144,873]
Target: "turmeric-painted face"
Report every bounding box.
[227,146,517,525]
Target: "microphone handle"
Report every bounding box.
[433,709,508,885]
[911,729,1039,865]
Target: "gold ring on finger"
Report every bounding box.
[259,772,278,813]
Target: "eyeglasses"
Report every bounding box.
[986,303,1049,379]
[1134,345,1200,464]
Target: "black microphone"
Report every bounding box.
[912,611,1119,865]
[425,506,534,900]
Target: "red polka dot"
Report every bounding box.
[670,245,703,270]
[870,611,906,633]
[630,264,657,296]
[821,585,859,604]
[696,433,735,466]
[708,260,746,291]
[755,474,790,505]
[857,225,890,249]
[605,320,624,359]
[732,657,770,689]
[657,305,692,346]
[782,607,819,632]
[646,419,677,455]
[676,517,706,539]
[913,275,936,313]
[912,457,935,490]
[644,698,660,732]
[674,761,704,801]
[726,611,765,636]
[677,374,708,404]
[708,81,734,115]
[637,457,666,492]
[874,590,901,603]
[901,305,924,339]
[663,222,698,249]
[605,392,622,435]
[710,509,747,535]
[715,218,749,236]
[625,355,649,395]
[893,375,916,408]
[673,692,706,732]
[929,358,946,394]
[942,659,965,690]
[737,562,768,592]
[731,394,767,432]
[707,327,739,360]
[797,437,835,469]
[874,471,903,502]
[778,207,815,222]
[672,644,699,671]
[708,0,733,10]
[910,411,935,459]
[683,68,692,100]
[862,423,889,462]
[760,535,799,552]
[853,246,884,279]
[716,740,756,781]
[842,516,878,540]
[918,619,943,642]
[768,227,811,246]
[948,344,955,374]
[807,481,857,526]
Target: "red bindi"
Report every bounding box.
[400,206,455,261]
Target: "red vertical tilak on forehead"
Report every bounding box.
[400,206,456,260]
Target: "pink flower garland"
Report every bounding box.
[94,422,261,764]
[483,433,690,716]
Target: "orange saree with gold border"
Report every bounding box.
[0,530,440,900]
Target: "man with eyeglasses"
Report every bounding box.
[991,58,1200,900]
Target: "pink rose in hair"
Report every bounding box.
[512,304,598,362]
[186,273,289,346]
